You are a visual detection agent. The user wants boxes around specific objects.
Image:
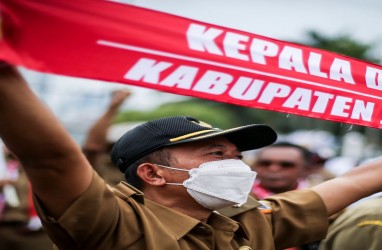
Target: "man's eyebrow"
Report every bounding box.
[202,143,228,149]
[201,143,241,153]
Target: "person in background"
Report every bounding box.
[251,142,312,199]
[250,142,330,250]
[319,196,382,250]
[0,145,52,250]
[82,89,131,186]
[304,152,336,188]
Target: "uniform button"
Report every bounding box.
[238,246,252,250]
[194,225,212,234]
[233,203,243,208]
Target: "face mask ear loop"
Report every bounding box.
[156,164,190,172]
[156,164,190,186]
[165,183,183,186]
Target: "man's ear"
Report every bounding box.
[137,163,167,186]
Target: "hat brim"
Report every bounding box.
[167,124,277,151]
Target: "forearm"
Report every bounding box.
[83,89,129,166]
[0,65,77,164]
[0,64,93,217]
[83,104,120,168]
[312,159,382,216]
[83,108,118,151]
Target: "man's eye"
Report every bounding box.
[210,151,224,156]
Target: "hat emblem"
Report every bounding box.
[191,120,213,128]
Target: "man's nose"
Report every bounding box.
[267,163,283,171]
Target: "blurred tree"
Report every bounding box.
[115,99,237,129]
[305,31,380,63]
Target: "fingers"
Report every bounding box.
[111,89,131,107]
[113,89,131,98]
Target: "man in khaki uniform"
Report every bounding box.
[319,196,382,250]
[2,64,382,250]
[0,148,52,250]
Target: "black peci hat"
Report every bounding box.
[111,116,277,173]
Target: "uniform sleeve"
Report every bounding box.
[265,189,329,249]
[34,171,142,250]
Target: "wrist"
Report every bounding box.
[0,61,13,70]
[0,60,9,67]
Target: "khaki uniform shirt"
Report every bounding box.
[94,154,125,186]
[319,197,382,250]
[35,172,328,250]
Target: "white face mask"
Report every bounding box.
[157,159,257,210]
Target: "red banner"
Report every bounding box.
[1,0,382,128]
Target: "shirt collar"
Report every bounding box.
[144,199,200,240]
[145,199,251,240]
[114,181,145,203]
[209,211,250,240]
[115,182,251,240]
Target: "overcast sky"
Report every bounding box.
[132,0,382,53]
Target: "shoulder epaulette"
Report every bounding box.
[257,201,272,214]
